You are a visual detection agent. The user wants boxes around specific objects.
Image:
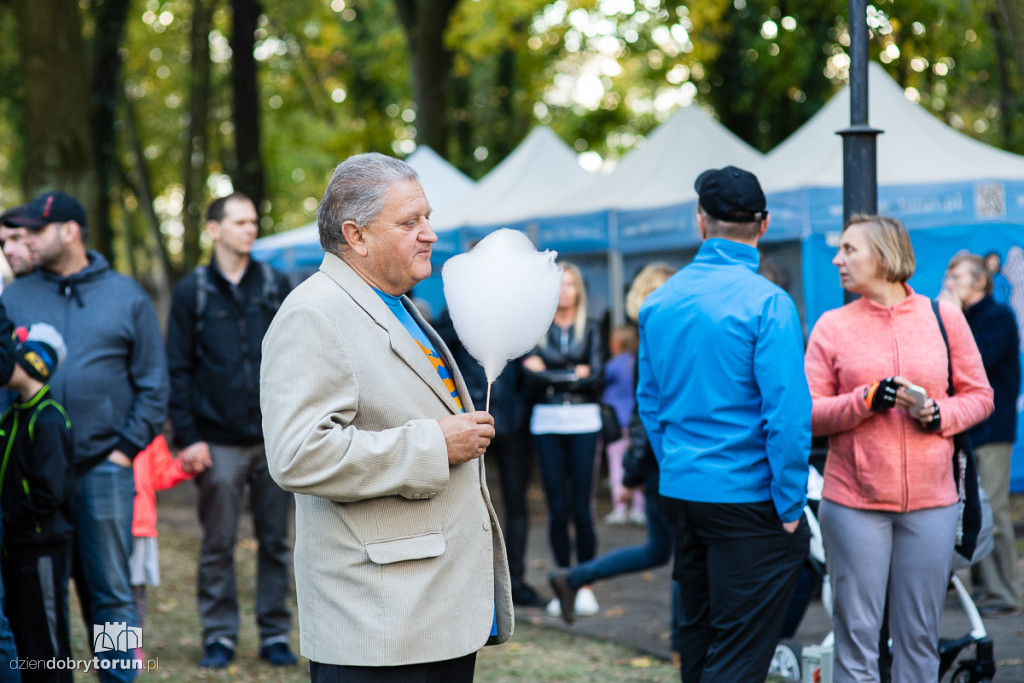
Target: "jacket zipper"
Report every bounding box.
[892,308,909,512]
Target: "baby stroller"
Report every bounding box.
[768,463,997,683]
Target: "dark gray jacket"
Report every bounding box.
[2,251,168,472]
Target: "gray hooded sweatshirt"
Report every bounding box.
[2,250,168,473]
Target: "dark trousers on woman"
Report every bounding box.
[310,653,476,683]
[664,498,808,683]
[534,431,600,567]
[490,430,533,590]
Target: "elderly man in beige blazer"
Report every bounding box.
[260,153,513,682]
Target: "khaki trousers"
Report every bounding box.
[972,442,1023,608]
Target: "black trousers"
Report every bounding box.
[490,430,533,585]
[663,498,808,683]
[2,544,73,683]
[310,653,476,683]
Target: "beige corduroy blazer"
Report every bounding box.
[260,252,513,666]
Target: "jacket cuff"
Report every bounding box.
[117,438,144,461]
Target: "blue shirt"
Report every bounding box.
[374,289,464,412]
[636,238,811,522]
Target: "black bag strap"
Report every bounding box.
[930,299,954,398]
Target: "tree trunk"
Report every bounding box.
[12,0,96,234]
[393,0,460,158]
[997,0,1024,78]
[181,0,214,271]
[89,0,131,261]
[231,0,265,211]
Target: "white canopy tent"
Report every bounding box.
[252,145,476,270]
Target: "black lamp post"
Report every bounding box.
[838,0,882,302]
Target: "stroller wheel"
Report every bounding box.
[769,638,802,682]
[949,665,990,683]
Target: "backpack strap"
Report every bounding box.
[930,299,954,397]
[194,265,212,360]
[258,261,282,312]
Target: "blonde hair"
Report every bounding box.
[625,262,677,322]
[843,214,916,283]
[539,262,588,348]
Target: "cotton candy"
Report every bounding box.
[442,229,562,397]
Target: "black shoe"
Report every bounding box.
[260,641,299,666]
[548,570,578,625]
[512,582,547,608]
[198,642,235,669]
[978,603,1023,617]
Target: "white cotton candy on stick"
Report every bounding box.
[442,228,562,411]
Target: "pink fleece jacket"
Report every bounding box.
[804,288,993,513]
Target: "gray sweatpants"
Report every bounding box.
[819,499,958,683]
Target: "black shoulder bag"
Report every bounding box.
[931,300,982,561]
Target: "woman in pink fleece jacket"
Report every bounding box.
[805,215,993,683]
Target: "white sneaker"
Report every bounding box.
[575,587,599,616]
[604,509,628,525]
[546,598,561,618]
[628,508,647,526]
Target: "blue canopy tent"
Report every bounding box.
[762,63,1024,492]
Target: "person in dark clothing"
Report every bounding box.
[436,308,545,608]
[0,300,18,682]
[942,252,1022,614]
[549,262,681,637]
[0,324,73,682]
[4,191,168,683]
[523,262,605,620]
[166,193,297,669]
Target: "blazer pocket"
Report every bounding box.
[364,531,446,565]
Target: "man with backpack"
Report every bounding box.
[166,193,296,669]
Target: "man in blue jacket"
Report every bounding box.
[3,191,168,683]
[637,167,810,682]
[942,253,1022,615]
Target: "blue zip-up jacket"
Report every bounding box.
[637,239,811,523]
[964,295,1019,446]
[1,251,168,472]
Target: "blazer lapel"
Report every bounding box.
[320,254,463,415]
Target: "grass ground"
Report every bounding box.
[67,524,682,682]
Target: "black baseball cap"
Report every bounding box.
[0,204,28,228]
[694,166,768,222]
[3,191,86,229]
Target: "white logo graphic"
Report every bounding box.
[92,623,143,653]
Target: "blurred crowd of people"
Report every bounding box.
[0,155,1018,683]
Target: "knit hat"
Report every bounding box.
[14,323,67,383]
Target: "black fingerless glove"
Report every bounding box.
[923,403,941,431]
[864,377,900,411]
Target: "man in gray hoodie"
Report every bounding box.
[3,191,168,683]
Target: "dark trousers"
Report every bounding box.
[664,498,808,683]
[196,442,293,646]
[310,653,476,683]
[534,431,600,567]
[2,545,73,683]
[490,430,533,585]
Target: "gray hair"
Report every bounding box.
[316,152,419,255]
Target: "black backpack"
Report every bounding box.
[193,261,282,358]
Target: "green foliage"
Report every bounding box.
[0,0,1021,269]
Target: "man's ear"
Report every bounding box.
[341,220,369,257]
[205,219,221,243]
[696,212,708,240]
[756,215,771,240]
[61,221,81,245]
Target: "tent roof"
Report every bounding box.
[405,145,476,211]
[432,126,592,229]
[253,145,474,254]
[760,62,1024,192]
[538,104,765,218]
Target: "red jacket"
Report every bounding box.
[133,435,193,537]
[805,290,993,512]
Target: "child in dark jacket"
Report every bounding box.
[0,324,73,682]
